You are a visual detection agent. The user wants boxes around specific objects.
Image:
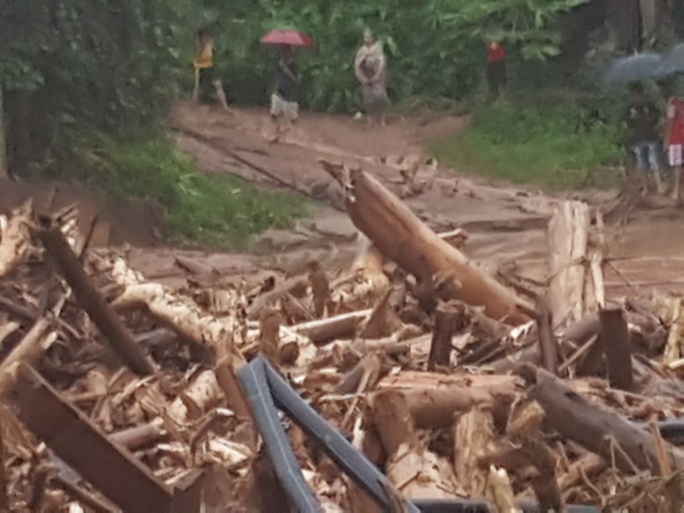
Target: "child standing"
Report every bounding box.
[624,83,665,195]
[193,28,230,110]
[486,40,507,100]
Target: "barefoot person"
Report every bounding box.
[665,95,684,202]
[624,83,665,195]
[354,29,389,127]
[193,28,230,110]
[269,45,299,143]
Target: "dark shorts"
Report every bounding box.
[487,60,506,94]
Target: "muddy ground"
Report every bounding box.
[2,102,684,298]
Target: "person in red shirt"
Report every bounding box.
[665,96,684,202]
[486,40,507,100]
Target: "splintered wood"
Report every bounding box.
[0,183,683,513]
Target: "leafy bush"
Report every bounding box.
[53,131,309,248]
[429,98,623,189]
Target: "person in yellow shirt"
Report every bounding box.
[193,28,230,110]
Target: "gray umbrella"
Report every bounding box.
[602,52,663,85]
[657,43,684,77]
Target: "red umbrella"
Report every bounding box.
[260,29,314,47]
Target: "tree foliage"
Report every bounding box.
[1,0,196,133]
[208,0,591,111]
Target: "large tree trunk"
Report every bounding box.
[547,201,590,326]
[0,87,7,179]
[321,161,533,325]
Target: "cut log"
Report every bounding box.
[374,391,462,501]
[111,282,242,364]
[179,370,224,420]
[246,276,309,320]
[373,380,518,430]
[109,421,165,450]
[0,318,53,394]
[599,308,634,391]
[453,406,497,498]
[385,444,461,501]
[428,302,465,371]
[547,200,590,326]
[307,261,332,318]
[349,233,389,292]
[372,388,416,456]
[487,466,521,513]
[585,211,606,312]
[0,201,33,279]
[535,296,558,374]
[357,287,403,340]
[664,297,684,366]
[258,307,281,364]
[39,225,154,375]
[291,309,371,344]
[175,255,218,276]
[321,161,532,325]
[525,366,684,474]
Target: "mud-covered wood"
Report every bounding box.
[321,161,533,325]
[527,366,684,475]
[599,308,634,391]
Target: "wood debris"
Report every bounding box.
[0,178,682,513]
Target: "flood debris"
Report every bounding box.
[0,170,683,512]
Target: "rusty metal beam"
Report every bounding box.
[10,364,203,513]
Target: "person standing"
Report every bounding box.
[624,83,665,195]
[269,45,300,143]
[665,95,684,203]
[486,40,507,100]
[354,29,389,127]
[193,28,230,110]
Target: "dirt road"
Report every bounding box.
[3,102,684,298]
[167,102,684,299]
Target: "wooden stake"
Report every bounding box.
[428,303,464,371]
[599,308,634,391]
[547,201,590,325]
[535,296,558,374]
[38,224,154,375]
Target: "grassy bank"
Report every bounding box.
[53,131,308,248]
[429,100,623,190]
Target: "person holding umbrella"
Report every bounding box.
[267,45,300,143]
[604,53,666,195]
[354,29,389,127]
[623,83,665,195]
[260,30,314,143]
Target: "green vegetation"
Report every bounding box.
[3,0,684,246]
[1,0,310,247]
[209,0,591,111]
[430,100,623,190]
[55,132,308,248]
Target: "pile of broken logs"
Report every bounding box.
[1,162,684,513]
